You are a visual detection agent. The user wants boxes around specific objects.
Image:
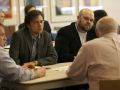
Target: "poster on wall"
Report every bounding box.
[50,0,77,22]
[55,0,73,16]
[79,0,103,10]
[24,0,43,11]
[0,0,12,18]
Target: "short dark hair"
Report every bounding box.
[24,4,36,15]
[25,10,44,25]
[94,10,107,24]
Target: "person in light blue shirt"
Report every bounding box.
[0,23,46,83]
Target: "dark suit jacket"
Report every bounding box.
[55,22,96,63]
[9,27,57,65]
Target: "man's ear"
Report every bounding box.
[95,29,101,37]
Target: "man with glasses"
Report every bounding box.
[9,10,57,66]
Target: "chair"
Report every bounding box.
[99,80,120,90]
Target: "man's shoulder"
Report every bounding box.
[15,27,27,35]
[42,30,50,36]
[42,31,51,39]
[61,22,75,29]
[84,38,101,47]
[12,28,28,40]
[58,22,76,35]
[0,46,9,58]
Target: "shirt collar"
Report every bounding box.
[31,33,41,40]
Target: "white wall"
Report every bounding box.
[3,0,120,28]
[50,0,120,32]
[102,0,120,24]
[4,0,19,26]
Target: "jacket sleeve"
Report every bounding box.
[0,48,35,82]
[66,44,90,81]
[37,33,58,65]
[55,28,75,62]
[9,32,21,65]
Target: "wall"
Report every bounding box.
[3,0,120,32]
[102,0,120,24]
[49,0,120,32]
[4,0,19,27]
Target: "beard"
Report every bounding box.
[80,25,92,32]
[78,21,92,32]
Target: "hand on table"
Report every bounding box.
[34,66,46,78]
[22,62,35,69]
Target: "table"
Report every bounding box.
[0,62,88,90]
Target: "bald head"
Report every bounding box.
[79,8,94,17]
[96,16,118,37]
[77,8,94,32]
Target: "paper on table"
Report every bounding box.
[51,65,69,71]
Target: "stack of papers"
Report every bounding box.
[52,66,69,71]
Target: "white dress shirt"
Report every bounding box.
[75,23,87,44]
[78,31,87,44]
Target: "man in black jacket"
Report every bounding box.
[55,8,95,63]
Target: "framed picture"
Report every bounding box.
[50,0,77,22]
[19,0,48,23]
[0,0,12,18]
[3,0,19,25]
[79,0,103,11]
[24,0,44,11]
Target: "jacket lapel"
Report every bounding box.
[36,32,44,57]
[24,29,33,56]
[71,22,81,46]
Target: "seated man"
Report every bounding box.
[0,23,46,82]
[67,16,120,90]
[9,10,57,66]
[55,8,95,63]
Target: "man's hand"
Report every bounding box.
[34,66,46,78]
[22,62,35,69]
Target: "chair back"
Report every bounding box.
[99,80,120,90]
